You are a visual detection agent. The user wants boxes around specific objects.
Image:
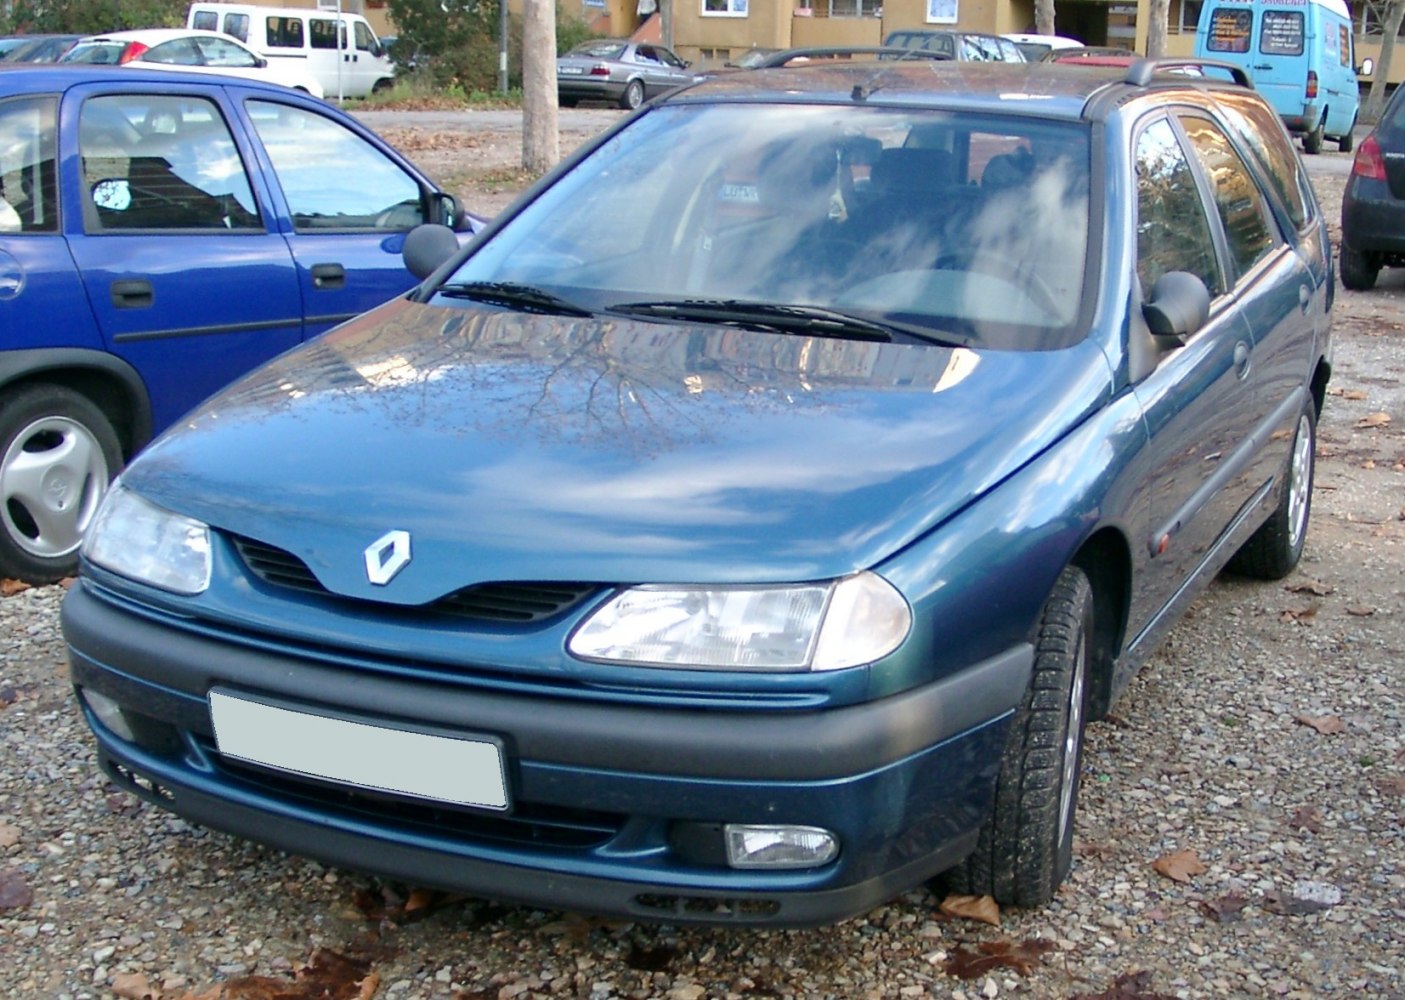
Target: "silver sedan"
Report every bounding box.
[556,39,697,110]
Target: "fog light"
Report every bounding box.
[724,824,838,869]
[81,689,135,741]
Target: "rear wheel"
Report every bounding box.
[1229,402,1315,580]
[1303,122,1325,154]
[0,384,121,584]
[559,96,578,108]
[619,79,644,110]
[1338,118,1356,153]
[943,565,1094,906]
[1340,244,1380,291]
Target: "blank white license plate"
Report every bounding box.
[208,690,508,810]
[559,66,584,74]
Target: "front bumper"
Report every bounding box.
[63,580,1029,926]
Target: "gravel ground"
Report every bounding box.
[0,123,1402,1000]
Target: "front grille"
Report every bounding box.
[230,535,598,624]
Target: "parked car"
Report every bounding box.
[64,59,1331,927]
[1002,32,1082,61]
[60,28,325,98]
[0,36,31,59]
[1339,81,1405,289]
[882,29,1026,61]
[556,39,697,109]
[0,34,81,63]
[0,65,482,582]
[749,46,952,69]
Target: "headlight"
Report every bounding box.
[82,484,211,595]
[568,571,910,672]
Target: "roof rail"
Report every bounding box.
[1123,57,1253,88]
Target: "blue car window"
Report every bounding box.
[1213,90,1314,232]
[0,96,59,233]
[1178,114,1281,279]
[247,101,423,231]
[1134,117,1221,296]
[79,95,261,231]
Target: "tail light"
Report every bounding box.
[118,41,149,64]
[1352,135,1387,181]
[1306,70,1318,100]
[589,63,610,76]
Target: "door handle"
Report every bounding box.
[1233,340,1251,380]
[310,263,346,289]
[110,279,153,309]
[1299,284,1312,312]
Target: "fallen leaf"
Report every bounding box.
[1295,714,1346,735]
[0,869,34,910]
[1378,776,1405,797]
[1280,605,1318,623]
[1200,893,1248,923]
[943,938,1055,980]
[222,949,378,1000]
[1356,411,1391,428]
[0,821,18,848]
[1346,606,1376,617]
[939,893,1001,927]
[1285,580,1333,596]
[1342,389,1369,400]
[1070,971,1178,1000]
[112,972,155,1000]
[1363,459,1377,470]
[1288,806,1323,833]
[0,578,30,597]
[1152,848,1207,883]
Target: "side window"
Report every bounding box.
[634,46,661,65]
[0,96,59,234]
[310,18,343,50]
[80,95,261,232]
[224,13,250,43]
[997,38,1022,61]
[144,38,201,65]
[266,17,304,49]
[1213,91,1313,231]
[1134,117,1222,296]
[1260,11,1304,56]
[247,101,424,231]
[1206,7,1252,53]
[191,10,217,31]
[1178,114,1281,277]
[354,22,375,53]
[197,37,259,68]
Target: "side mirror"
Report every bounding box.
[403,223,460,280]
[1359,56,1375,77]
[1142,271,1210,343]
[255,56,268,68]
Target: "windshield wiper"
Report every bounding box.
[436,281,594,317]
[609,299,894,342]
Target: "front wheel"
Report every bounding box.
[1340,243,1380,291]
[1228,402,1316,580]
[619,79,644,111]
[0,384,122,583]
[943,565,1094,906]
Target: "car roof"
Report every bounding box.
[75,28,234,44]
[671,59,1228,122]
[0,61,317,97]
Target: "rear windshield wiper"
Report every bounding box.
[609,299,893,342]
[436,281,595,317]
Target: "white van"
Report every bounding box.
[187,3,395,100]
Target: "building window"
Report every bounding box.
[926,0,957,24]
[1175,0,1203,34]
[828,0,879,15]
[702,0,748,16]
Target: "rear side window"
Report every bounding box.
[310,18,345,51]
[1260,11,1304,56]
[266,16,304,49]
[1179,114,1281,278]
[1214,90,1314,231]
[1206,8,1252,54]
[223,13,250,43]
[0,96,59,234]
[190,10,217,31]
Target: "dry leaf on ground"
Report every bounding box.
[1286,580,1333,595]
[1356,411,1391,428]
[1151,848,1207,883]
[943,938,1055,979]
[1295,714,1347,735]
[111,972,155,1000]
[0,869,34,910]
[1288,806,1323,833]
[1071,971,1178,999]
[938,893,1001,927]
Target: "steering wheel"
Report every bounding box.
[934,250,1063,318]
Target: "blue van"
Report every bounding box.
[1194,0,1367,153]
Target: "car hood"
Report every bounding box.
[127,299,1113,603]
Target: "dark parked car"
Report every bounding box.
[882,29,1026,61]
[0,65,482,583]
[65,60,1331,927]
[0,34,81,63]
[1339,82,1405,290]
[556,39,696,109]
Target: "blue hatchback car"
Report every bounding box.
[64,59,1330,926]
[0,65,480,583]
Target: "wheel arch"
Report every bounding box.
[1069,526,1132,721]
[0,349,152,461]
[1310,357,1331,419]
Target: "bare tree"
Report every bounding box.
[522,0,559,173]
[1146,0,1170,57]
[1366,0,1405,122]
[1035,0,1055,36]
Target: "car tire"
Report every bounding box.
[0,384,121,584]
[1338,119,1355,154]
[1339,243,1380,291]
[1228,402,1315,581]
[1303,122,1325,154]
[559,96,578,108]
[620,79,644,111]
[943,565,1094,906]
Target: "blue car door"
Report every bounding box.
[242,98,436,333]
[61,84,302,433]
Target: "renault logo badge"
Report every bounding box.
[364,530,411,585]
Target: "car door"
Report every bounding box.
[1125,113,1261,637]
[62,85,303,432]
[242,98,435,330]
[655,46,696,89]
[631,46,668,97]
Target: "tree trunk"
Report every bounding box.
[1035,0,1055,36]
[662,0,674,51]
[1366,0,1405,122]
[521,0,559,173]
[1146,0,1170,57]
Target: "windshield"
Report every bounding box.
[444,103,1093,350]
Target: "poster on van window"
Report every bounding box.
[1207,8,1252,53]
[1261,10,1304,55]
